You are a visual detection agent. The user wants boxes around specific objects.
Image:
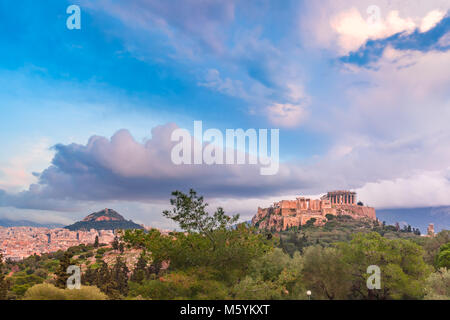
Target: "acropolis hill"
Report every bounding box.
[252,191,376,231]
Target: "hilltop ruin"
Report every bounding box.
[252,190,376,231]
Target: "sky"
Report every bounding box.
[0,0,449,230]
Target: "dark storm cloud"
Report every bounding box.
[0,123,308,211]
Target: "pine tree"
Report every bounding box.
[112,236,119,251]
[97,261,120,299]
[0,253,9,300]
[131,252,148,283]
[82,267,97,286]
[55,252,72,289]
[94,235,99,248]
[148,261,161,276]
[112,257,129,296]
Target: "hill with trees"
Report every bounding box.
[65,209,143,231]
[0,190,448,300]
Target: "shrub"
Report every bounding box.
[23,283,108,300]
[424,268,450,300]
[23,283,66,300]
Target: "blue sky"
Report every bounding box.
[0,0,449,230]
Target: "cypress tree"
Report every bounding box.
[112,257,129,296]
[112,236,119,251]
[131,252,147,283]
[97,261,120,299]
[82,267,97,286]
[94,235,99,248]
[55,252,73,289]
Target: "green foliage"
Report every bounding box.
[436,243,450,269]
[111,257,129,296]
[65,220,143,232]
[94,236,99,248]
[338,232,432,299]
[55,252,73,289]
[304,218,316,228]
[1,190,447,301]
[23,283,66,300]
[23,283,107,300]
[232,248,305,300]
[129,268,230,300]
[124,190,272,284]
[302,246,351,300]
[162,189,239,249]
[424,268,450,300]
[82,259,129,299]
[279,217,422,254]
[423,230,450,267]
[0,254,9,300]
[130,252,159,284]
[124,225,272,284]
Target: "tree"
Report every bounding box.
[0,253,9,300]
[302,246,351,300]
[131,252,148,284]
[82,267,97,286]
[232,248,304,299]
[111,257,129,296]
[436,243,450,269]
[123,190,273,285]
[162,189,239,250]
[112,236,119,251]
[96,261,120,299]
[55,252,73,289]
[23,283,107,300]
[423,230,450,267]
[94,236,99,248]
[338,232,432,300]
[424,268,450,300]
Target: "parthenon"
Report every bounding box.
[325,190,356,205]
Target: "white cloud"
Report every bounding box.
[0,138,53,192]
[301,0,450,54]
[420,9,446,32]
[331,8,415,53]
[286,83,307,102]
[198,69,246,98]
[265,103,308,128]
[357,168,450,208]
